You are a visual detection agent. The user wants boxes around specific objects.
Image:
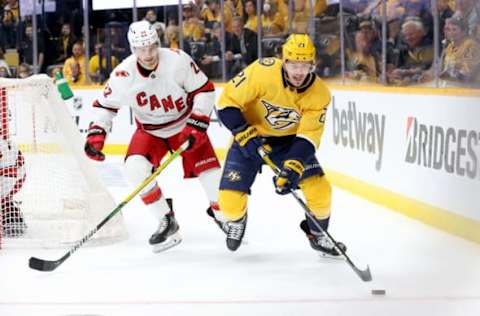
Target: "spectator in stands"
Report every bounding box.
[55,23,77,64]
[144,9,166,44]
[164,25,192,55]
[192,0,207,18]
[225,16,257,79]
[453,0,480,40]
[420,17,480,87]
[272,0,289,17]
[200,25,224,78]
[17,62,32,78]
[384,0,433,71]
[403,0,434,41]
[0,47,12,77]
[290,0,311,34]
[359,19,381,58]
[346,31,378,82]
[2,0,20,48]
[387,17,433,85]
[19,25,44,73]
[183,3,205,42]
[261,0,285,37]
[438,0,455,44]
[386,18,410,75]
[63,41,86,85]
[144,8,165,32]
[0,66,10,77]
[244,0,258,33]
[202,0,233,32]
[167,14,178,27]
[225,0,244,18]
[313,0,328,16]
[361,0,405,21]
[47,65,62,78]
[89,43,118,84]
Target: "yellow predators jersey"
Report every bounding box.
[217,58,331,148]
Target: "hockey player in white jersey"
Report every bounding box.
[0,139,27,237]
[84,21,226,253]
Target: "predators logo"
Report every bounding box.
[261,100,300,130]
[226,170,241,182]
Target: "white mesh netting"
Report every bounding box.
[0,75,128,249]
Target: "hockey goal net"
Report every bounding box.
[0,74,128,249]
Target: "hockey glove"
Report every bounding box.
[233,125,264,164]
[273,159,304,195]
[85,125,106,161]
[179,113,210,151]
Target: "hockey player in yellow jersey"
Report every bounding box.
[210,33,346,256]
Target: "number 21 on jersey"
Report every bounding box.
[231,71,246,88]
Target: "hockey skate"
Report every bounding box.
[149,199,182,253]
[226,214,247,251]
[300,220,346,259]
[206,207,228,234]
[1,201,27,238]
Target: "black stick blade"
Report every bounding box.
[356,265,372,282]
[29,257,62,272]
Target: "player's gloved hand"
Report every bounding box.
[273,159,304,195]
[179,113,210,151]
[233,125,264,164]
[84,125,106,161]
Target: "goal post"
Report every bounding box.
[0,74,128,249]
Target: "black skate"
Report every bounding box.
[300,220,346,258]
[2,201,27,238]
[206,207,228,234]
[226,215,247,251]
[148,199,182,253]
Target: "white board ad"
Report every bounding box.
[319,89,480,220]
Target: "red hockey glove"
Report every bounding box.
[179,113,210,151]
[273,159,304,195]
[84,125,106,161]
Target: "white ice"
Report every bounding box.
[1,157,479,316]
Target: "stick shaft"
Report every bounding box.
[258,147,372,282]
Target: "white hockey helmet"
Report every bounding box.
[127,20,160,51]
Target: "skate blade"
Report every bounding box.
[152,232,182,253]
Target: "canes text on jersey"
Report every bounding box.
[136,92,185,113]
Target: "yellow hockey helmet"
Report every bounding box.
[282,34,316,62]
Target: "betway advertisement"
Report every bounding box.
[319,89,480,220]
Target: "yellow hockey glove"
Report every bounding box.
[274,159,304,195]
[233,125,264,164]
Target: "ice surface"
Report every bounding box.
[1,157,479,316]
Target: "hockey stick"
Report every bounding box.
[28,141,190,272]
[258,147,372,282]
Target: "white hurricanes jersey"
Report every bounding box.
[93,48,215,138]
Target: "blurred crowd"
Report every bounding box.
[0,0,478,88]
